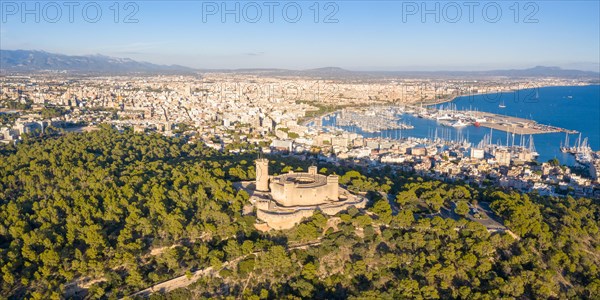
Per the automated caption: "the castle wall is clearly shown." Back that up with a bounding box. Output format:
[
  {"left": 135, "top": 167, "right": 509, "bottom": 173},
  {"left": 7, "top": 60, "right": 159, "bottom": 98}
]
[
  {"left": 257, "top": 209, "right": 314, "bottom": 230},
  {"left": 256, "top": 195, "right": 368, "bottom": 230},
  {"left": 319, "top": 196, "right": 367, "bottom": 215},
  {"left": 255, "top": 199, "right": 270, "bottom": 211},
  {"left": 270, "top": 181, "right": 334, "bottom": 206}
]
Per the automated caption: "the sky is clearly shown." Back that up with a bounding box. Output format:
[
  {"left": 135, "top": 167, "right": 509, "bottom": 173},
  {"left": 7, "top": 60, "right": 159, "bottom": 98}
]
[{"left": 1, "top": 0, "right": 599, "bottom": 71}]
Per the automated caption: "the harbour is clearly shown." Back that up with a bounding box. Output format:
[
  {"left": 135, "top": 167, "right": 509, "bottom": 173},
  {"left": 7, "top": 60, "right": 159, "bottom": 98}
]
[
  {"left": 410, "top": 104, "right": 578, "bottom": 135},
  {"left": 311, "top": 85, "right": 599, "bottom": 166}
]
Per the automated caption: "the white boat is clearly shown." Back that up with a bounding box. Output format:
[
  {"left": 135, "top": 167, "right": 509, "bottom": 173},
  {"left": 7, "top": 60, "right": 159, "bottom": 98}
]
[
  {"left": 576, "top": 152, "right": 592, "bottom": 164},
  {"left": 499, "top": 100, "right": 506, "bottom": 108},
  {"left": 450, "top": 120, "right": 469, "bottom": 128},
  {"left": 436, "top": 114, "right": 453, "bottom": 121},
  {"left": 439, "top": 121, "right": 452, "bottom": 127}
]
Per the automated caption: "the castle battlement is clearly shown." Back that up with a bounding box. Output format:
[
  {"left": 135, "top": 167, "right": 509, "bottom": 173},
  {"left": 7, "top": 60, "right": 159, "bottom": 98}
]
[{"left": 249, "top": 159, "right": 367, "bottom": 230}]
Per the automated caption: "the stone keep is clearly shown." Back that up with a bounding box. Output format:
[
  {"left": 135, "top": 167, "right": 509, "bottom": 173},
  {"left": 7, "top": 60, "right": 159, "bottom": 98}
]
[{"left": 255, "top": 158, "right": 270, "bottom": 192}]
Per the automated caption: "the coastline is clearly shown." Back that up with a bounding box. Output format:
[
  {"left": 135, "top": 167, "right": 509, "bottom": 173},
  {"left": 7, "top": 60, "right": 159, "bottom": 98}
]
[
  {"left": 300, "top": 84, "right": 596, "bottom": 127},
  {"left": 421, "top": 83, "right": 598, "bottom": 107}
]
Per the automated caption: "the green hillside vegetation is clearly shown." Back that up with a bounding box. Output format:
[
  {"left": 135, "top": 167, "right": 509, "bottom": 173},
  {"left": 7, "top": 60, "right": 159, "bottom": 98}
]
[{"left": 0, "top": 128, "right": 598, "bottom": 299}]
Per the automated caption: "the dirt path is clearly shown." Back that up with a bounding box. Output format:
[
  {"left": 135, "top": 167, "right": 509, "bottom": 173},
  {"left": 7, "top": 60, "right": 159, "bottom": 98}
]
[
  {"left": 128, "top": 266, "right": 215, "bottom": 298},
  {"left": 124, "top": 241, "right": 323, "bottom": 299},
  {"left": 504, "top": 229, "right": 521, "bottom": 240},
  {"left": 149, "top": 244, "right": 181, "bottom": 256},
  {"left": 64, "top": 277, "right": 107, "bottom": 299}
]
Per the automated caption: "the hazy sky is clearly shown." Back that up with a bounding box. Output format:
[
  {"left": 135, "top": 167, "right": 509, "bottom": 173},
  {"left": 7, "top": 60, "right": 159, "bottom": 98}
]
[{"left": 1, "top": 1, "right": 599, "bottom": 71}]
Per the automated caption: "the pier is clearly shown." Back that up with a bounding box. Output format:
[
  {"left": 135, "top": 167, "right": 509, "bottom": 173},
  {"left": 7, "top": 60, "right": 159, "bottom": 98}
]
[
  {"left": 409, "top": 105, "right": 578, "bottom": 135},
  {"left": 474, "top": 112, "right": 577, "bottom": 135}
]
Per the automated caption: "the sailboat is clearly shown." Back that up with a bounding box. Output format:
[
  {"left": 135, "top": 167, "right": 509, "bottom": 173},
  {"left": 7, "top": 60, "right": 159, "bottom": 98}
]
[
  {"left": 528, "top": 135, "right": 539, "bottom": 157},
  {"left": 499, "top": 100, "right": 506, "bottom": 108},
  {"left": 560, "top": 133, "right": 569, "bottom": 153}
]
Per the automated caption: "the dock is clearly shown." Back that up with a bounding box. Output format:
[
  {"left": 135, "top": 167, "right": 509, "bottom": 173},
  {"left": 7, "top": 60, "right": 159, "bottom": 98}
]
[
  {"left": 475, "top": 111, "right": 577, "bottom": 135},
  {"left": 408, "top": 104, "right": 578, "bottom": 135}
]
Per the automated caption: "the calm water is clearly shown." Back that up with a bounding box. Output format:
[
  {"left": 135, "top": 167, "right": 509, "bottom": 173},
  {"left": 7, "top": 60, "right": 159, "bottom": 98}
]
[{"left": 320, "top": 85, "right": 600, "bottom": 166}]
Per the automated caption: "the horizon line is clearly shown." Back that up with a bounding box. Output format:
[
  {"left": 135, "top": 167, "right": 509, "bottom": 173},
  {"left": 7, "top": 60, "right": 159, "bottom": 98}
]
[{"left": 1, "top": 49, "right": 599, "bottom": 74}]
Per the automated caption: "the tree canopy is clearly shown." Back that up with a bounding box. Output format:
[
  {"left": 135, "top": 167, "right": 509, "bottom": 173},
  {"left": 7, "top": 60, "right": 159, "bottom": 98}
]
[{"left": 0, "top": 128, "right": 598, "bottom": 299}]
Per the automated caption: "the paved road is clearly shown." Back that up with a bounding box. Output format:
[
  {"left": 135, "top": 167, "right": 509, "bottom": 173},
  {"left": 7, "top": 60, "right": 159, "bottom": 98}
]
[
  {"left": 437, "top": 201, "right": 507, "bottom": 232},
  {"left": 472, "top": 202, "right": 507, "bottom": 231},
  {"left": 385, "top": 193, "right": 400, "bottom": 215}
]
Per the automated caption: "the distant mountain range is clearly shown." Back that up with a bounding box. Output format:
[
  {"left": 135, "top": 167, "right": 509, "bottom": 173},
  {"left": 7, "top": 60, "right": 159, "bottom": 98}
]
[
  {"left": 0, "top": 50, "right": 195, "bottom": 74},
  {"left": 1, "top": 50, "right": 598, "bottom": 79}
]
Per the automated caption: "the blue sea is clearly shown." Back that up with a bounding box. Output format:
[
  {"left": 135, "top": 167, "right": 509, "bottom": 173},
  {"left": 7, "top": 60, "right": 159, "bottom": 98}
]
[{"left": 319, "top": 85, "right": 600, "bottom": 166}]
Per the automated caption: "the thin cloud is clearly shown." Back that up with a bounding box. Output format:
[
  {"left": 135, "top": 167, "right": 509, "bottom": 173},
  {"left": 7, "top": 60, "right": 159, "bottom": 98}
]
[{"left": 244, "top": 52, "right": 265, "bottom": 56}]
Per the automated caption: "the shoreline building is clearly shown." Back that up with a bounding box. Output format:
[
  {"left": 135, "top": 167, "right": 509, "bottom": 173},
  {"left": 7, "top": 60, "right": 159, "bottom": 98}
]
[{"left": 241, "top": 159, "right": 367, "bottom": 230}]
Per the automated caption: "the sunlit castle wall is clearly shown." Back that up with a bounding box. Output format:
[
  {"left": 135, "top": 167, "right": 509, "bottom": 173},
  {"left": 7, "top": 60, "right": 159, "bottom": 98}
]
[{"left": 269, "top": 172, "right": 339, "bottom": 207}]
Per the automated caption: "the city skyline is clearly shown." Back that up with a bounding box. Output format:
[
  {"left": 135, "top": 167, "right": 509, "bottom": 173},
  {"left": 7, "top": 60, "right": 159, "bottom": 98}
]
[{"left": 1, "top": 1, "right": 599, "bottom": 71}]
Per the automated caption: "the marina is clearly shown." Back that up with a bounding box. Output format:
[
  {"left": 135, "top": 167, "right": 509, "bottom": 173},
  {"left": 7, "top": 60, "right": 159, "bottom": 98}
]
[
  {"left": 311, "top": 85, "right": 599, "bottom": 166},
  {"left": 334, "top": 107, "right": 414, "bottom": 133},
  {"left": 560, "top": 133, "right": 595, "bottom": 165}
]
